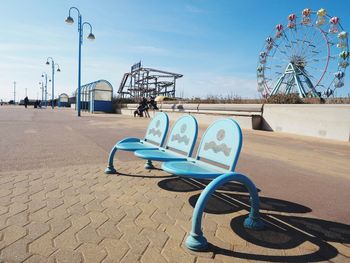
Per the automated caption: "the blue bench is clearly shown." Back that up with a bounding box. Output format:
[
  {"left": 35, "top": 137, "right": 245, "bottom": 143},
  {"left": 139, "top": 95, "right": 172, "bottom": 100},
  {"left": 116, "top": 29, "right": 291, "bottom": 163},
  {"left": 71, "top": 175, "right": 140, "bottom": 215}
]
[
  {"left": 134, "top": 115, "right": 198, "bottom": 165},
  {"left": 105, "top": 112, "right": 169, "bottom": 174},
  {"left": 161, "top": 118, "right": 265, "bottom": 250}
]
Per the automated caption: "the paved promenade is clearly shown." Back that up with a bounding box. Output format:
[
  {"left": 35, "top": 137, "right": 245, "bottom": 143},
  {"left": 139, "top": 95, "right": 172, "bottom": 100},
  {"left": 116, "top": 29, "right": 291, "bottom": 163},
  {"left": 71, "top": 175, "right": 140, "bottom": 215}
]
[{"left": 0, "top": 106, "right": 349, "bottom": 262}]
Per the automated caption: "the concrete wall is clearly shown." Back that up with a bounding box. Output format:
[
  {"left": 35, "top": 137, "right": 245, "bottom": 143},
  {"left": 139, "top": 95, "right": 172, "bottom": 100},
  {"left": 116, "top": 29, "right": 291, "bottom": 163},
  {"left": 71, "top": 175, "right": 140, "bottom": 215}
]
[
  {"left": 120, "top": 103, "right": 350, "bottom": 142},
  {"left": 262, "top": 104, "right": 350, "bottom": 142},
  {"left": 122, "top": 103, "right": 262, "bottom": 130}
]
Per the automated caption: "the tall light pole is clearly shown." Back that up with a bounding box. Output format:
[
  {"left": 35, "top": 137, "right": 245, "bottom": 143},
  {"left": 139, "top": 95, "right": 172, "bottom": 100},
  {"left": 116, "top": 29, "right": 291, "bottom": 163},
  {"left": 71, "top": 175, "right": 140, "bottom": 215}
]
[
  {"left": 65, "top": 7, "right": 95, "bottom": 117},
  {"left": 46, "top": 57, "right": 61, "bottom": 109},
  {"left": 39, "top": 81, "right": 44, "bottom": 103},
  {"left": 41, "top": 72, "right": 48, "bottom": 107},
  {"left": 13, "top": 81, "right": 16, "bottom": 104}
]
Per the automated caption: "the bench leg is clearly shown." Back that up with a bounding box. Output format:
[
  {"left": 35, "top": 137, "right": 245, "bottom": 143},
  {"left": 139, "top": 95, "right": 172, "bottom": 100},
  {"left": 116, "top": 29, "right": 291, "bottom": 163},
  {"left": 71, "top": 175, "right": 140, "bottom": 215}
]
[
  {"left": 144, "top": 160, "right": 155, "bottom": 169},
  {"left": 105, "top": 146, "right": 118, "bottom": 174},
  {"left": 185, "top": 172, "right": 264, "bottom": 251}
]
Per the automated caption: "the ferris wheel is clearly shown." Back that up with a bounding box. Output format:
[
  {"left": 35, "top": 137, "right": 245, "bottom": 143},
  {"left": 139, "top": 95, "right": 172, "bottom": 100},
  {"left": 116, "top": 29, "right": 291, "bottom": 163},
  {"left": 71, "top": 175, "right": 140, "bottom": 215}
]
[{"left": 257, "top": 8, "right": 349, "bottom": 98}]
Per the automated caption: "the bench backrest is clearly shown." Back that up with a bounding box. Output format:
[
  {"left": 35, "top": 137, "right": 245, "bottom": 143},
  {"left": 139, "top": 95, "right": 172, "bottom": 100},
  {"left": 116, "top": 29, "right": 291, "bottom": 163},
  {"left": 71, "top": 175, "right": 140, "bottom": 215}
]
[
  {"left": 144, "top": 112, "right": 169, "bottom": 146},
  {"left": 166, "top": 115, "right": 198, "bottom": 157},
  {"left": 196, "top": 118, "right": 242, "bottom": 171}
]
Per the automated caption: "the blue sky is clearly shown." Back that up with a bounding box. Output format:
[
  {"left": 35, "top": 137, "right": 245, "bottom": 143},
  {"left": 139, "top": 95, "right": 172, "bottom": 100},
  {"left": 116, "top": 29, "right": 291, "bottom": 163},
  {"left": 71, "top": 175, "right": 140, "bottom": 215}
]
[{"left": 1, "top": 0, "right": 349, "bottom": 101}]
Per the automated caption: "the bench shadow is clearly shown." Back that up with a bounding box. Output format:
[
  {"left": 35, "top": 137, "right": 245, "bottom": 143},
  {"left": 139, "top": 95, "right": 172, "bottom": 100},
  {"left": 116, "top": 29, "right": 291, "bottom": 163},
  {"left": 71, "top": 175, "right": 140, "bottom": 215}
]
[
  {"left": 117, "top": 171, "right": 173, "bottom": 179},
  {"left": 158, "top": 177, "right": 204, "bottom": 192},
  {"left": 217, "top": 214, "right": 345, "bottom": 262},
  {"left": 188, "top": 192, "right": 311, "bottom": 214},
  {"left": 158, "top": 177, "right": 260, "bottom": 193},
  {"left": 273, "top": 214, "right": 350, "bottom": 244}
]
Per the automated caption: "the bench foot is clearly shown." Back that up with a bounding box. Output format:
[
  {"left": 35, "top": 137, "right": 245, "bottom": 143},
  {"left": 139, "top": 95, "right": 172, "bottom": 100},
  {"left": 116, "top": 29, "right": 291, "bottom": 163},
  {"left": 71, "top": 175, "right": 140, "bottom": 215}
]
[
  {"left": 104, "top": 166, "right": 117, "bottom": 174},
  {"left": 185, "top": 233, "right": 208, "bottom": 251},
  {"left": 244, "top": 216, "right": 265, "bottom": 230},
  {"left": 144, "top": 160, "right": 155, "bottom": 169}
]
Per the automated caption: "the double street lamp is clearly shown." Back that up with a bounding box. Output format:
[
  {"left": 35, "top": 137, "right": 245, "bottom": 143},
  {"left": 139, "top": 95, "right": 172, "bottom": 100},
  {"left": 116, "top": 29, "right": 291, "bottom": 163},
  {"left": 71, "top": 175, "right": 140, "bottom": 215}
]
[
  {"left": 65, "top": 7, "right": 95, "bottom": 117},
  {"left": 45, "top": 57, "right": 60, "bottom": 109},
  {"left": 41, "top": 72, "right": 49, "bottom": 107}
]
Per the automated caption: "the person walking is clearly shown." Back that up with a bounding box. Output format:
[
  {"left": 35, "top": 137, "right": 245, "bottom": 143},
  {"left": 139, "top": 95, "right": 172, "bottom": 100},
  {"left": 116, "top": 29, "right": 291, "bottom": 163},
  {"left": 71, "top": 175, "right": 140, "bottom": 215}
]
[{"left": 24, "top": 96, "right": 29, "bottom": 108}]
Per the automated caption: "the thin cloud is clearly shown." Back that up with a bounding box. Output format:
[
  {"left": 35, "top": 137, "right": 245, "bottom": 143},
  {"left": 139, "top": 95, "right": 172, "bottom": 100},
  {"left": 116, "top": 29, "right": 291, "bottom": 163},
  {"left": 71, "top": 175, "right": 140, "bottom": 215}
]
[
  {"left": 185, "top": 4, "right": 206, "bottom": 14},
  {"left": 127, "top": 45, "right": 168, "bottom": 55}
]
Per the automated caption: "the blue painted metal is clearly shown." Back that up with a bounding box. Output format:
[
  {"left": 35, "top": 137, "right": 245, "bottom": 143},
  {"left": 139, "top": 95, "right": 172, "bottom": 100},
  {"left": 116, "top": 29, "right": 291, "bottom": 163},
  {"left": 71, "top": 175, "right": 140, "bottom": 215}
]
[
  {"left": 41, "top": 72, "right": 48, "bottom": 107},
  {"left": 46, "top": 57, "right": 57, "bottom": 109},
  {"left": 197, "top": 118, "right": 242, "bottom": 171},
  {"left": 92, "top": 100, "right": 112, "bottom": 112},
  {"left": 161, "top": 118, "right": 242, "bottom": 179},
  {"left": 66, "top": 6, "right": 94, "bottom": 117},
  {"left": 161, "top": 161, "right": 224, "bottom": 179},
  {"left": 134, "top": 115, "right": 198, "bottom": 163},
  {"left": 159, "top": 118, "right": 264, "bottom": 250},
  {"left": 105, "top": 112, "right": 169, "bottom": 174},
  {"left": 185, "top": 172, "right": 264, "bottom": 251}
]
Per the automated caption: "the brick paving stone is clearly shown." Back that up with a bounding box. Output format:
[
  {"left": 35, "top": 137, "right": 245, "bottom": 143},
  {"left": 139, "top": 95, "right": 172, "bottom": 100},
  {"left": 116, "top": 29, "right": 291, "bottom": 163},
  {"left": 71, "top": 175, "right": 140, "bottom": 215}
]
[
  {"left": 48, "top": 217, "right": 71, "bottom": 236},
  {"left": 0, "top": 225, "right": 27, "bottom": 247},
  {"left": 77, "top": 243, "right": 107, "bottom": 263},
  {"left": 26, "top": 221, "right": 50, "bottom": 241},
  {"left": 87, "top": 211, "right": 109, "bottom": 229},
  {"left": 97, "top": 220, "right": 123, "bottom": 239},
  {"left": 76, "top": 225, "right": 103, "bottom": 244},
  {"left": 54, "top": 229, "right": 82, "bottom": 250},
  {"left": 69, "top": 214, "right": 91, "bottom": 231},
  {"left": 196, "top": 257, "right": 223, "bottom": 263},
  {"left": 29, "top": 207, "right": 51, "bottom": 223},
  {"left": 0, "top": 206, "right": 7, "bottom": 216},
  {"left": 46, "top": 198, "right": 64, "bottom": 209},
  {"left": 29, "top": 233, "right": 57, "bottom": 257},
  {"left": 164, "top": 224, "right": 187, "bottom": 242},
  {"left": 100, "top": 238, "right": 130, "bottom": 262},
  {"left": 24, "top": 254, "right": 49, "bottom": 263},
  {"left": 85, "top": 199, "right": 105, "bottom": 212},
  {"left": 50, "top": 249, "right": 82, "bottom": 263},
  {"left": 141, "top": 247, "right": 169, "bottom": 263},
  {"left": 329, "top": 242, "right": 350, "bottom": 258},
  {"left": 140, "top": 228, "right": 169, "bottom": 248},
  {"left": 8, "top": 202, "right": 28, "bottom": 216},
  {"left": 151, "top": 210, "right": 176, "bottom": 225},
  {"left": 0, "top": 237, "right": 31, "bottom": 262},
  {"left": 162, "top": 239, "right": 196, "bottom": 263},
  {"left": 6, "top": 211, "right": 30, "bottom": 227},
  {"left": 68, "top": 203, "right": 88, "bottom": 216},
  {"left": 117, "top": 218, "right": 143, "bottom": 234}
]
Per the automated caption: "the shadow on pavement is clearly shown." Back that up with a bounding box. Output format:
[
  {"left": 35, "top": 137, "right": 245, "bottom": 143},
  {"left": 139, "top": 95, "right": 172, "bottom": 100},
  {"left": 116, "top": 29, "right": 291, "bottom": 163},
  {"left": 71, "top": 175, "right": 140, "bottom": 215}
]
[
  {"left": 157, "top": 176, "right": 345, "bottom": 261},
  {"left": 158, "top": 177, "right": 204, "bottom": 192},
  {"left": 158, "top": 177, "right": 260, "bottom": 193},
  {"left": 225, "top": 214, "right": 341, "bottom": 262},
  {"left": 116, "top": 171, "right": 173, "bottom": 179}
]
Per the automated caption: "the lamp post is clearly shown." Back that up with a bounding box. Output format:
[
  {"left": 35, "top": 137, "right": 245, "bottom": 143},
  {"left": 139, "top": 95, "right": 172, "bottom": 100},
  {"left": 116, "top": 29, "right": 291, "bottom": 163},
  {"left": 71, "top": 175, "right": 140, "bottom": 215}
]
[
  {"left": 41, "top": 72, "right": 48, "bottom": 107},
  {"left": 65, "top": 7, "right": 95, "bottom": 117},
  {"left": 13, "top": 81, "right": 16, "bottom": 104},
  {"left": 45, "top": 57, "right": 61, "bottom": 109},
  {"left": 39, "top": 81, "right": 44, "bottom": 103}
]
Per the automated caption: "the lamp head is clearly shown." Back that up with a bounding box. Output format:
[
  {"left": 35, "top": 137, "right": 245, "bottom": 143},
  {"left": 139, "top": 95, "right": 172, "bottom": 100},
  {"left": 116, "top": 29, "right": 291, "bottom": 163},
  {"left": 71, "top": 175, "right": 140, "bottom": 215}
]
[
  {"left": 49, "top": 79, "right": 51, "bottom": 82},
  {"left": 87, "top": 33, "right": 95, "bottom": 41},
  {"left": 46, "top": 61, "right": 50, "bottom": 65},
  {"left": 65, "top": 16, "right": 74, "bottom": 24},
  {"left": 41, "top": 74, "right": 44, "bottom": 77},
  {"left": 57, "top": 68, "right": 61, "bottom": 72}
]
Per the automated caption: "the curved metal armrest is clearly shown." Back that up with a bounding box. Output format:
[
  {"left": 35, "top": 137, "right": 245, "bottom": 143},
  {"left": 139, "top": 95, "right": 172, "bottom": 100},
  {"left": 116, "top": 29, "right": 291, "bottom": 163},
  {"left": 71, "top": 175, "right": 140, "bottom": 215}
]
[{"left": 117, "top": 137, "right": 142, "bottom": 144}]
